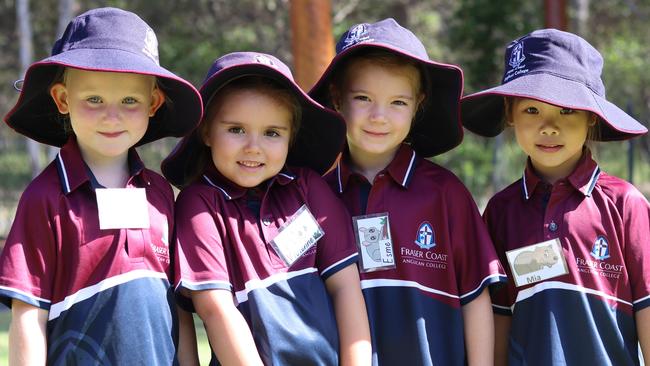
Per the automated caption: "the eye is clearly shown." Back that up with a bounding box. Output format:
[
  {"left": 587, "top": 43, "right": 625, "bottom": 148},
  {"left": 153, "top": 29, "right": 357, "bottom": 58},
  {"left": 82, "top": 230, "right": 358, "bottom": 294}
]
[
  {"left": 353, "top": 95, "right": 370, "bottom": 102},
  {"left": 122, "top": 97, "right": 138, "bottom": 105},
  {"left": 227, "top": 127, "right": 245, "bottom": 134},
  {"left": 86, "top": 96, "right": 102, "bottom": 104},
  {"left": 560, "top": 108, "right": 575, "bottom": 115},
  {"left": 392, "top": 100, "right": 408, "bottom": 106},
  {"left": 524, "top": 107, "right": 538, "bottom": 114},
  {"left": 264, "top": 129, "right": 285, "bottom": 137}
]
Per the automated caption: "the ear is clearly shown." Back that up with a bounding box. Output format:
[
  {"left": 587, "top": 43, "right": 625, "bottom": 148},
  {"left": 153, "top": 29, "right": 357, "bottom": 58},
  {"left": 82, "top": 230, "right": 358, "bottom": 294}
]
[
  {"left": 199, "top": 120, "right": 212, "bottom": 147},
  {"left": 50, "top": 83, "right": 70, "bottom": 114},
  {"left": 148, "top": 86, "right": 165, "bottom": 117},
  {"left": 588, "top": 113, "right": 598, "bottom": 127},
  {"left": 328, "top": 84, "right": 341, "bottom": 111}
]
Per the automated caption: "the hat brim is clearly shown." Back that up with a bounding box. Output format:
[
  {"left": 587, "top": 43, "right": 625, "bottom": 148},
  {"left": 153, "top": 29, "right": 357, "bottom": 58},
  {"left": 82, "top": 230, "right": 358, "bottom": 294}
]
[
  {"left": 309, "top": 43, "right": 464, "bottom": 157},
  {"left": 461, "top": 73, "right": 647, "bottom": 141},
  {"left": 162, "top": 63, "right": 346, "bottom": 188},
  {"left": 4, "top": 48, "right": 202, "bottom": 147}
]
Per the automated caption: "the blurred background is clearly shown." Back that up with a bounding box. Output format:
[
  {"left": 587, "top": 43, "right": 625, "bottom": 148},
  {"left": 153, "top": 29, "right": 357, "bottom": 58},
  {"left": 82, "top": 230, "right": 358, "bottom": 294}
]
[{"left": 0, "top": 0, "right": 648, "bottom": 363}]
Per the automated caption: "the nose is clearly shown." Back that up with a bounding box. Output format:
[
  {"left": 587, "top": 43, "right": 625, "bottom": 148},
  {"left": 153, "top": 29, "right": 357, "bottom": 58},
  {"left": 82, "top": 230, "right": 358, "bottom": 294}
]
[
  {"left": 103, "top": 104, "right": 121, "bottom": 122},
  {"left": 243, "top": 133, "right": 261, "bottom": 153},
  {"left": 369, "top": 104, "right": 387, "bottom": 124},
  {"left": 539, "top": 117, "right": 559, "bottom": 136}
]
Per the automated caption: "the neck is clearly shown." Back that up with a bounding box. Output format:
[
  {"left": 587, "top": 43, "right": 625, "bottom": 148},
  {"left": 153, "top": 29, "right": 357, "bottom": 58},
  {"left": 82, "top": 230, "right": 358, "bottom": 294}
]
[
  {"left": 83, "top": 153, "right": 131, "bottom": 188},
  {"left": 348, "top": 145, "right": 399, "bottom": 183}
]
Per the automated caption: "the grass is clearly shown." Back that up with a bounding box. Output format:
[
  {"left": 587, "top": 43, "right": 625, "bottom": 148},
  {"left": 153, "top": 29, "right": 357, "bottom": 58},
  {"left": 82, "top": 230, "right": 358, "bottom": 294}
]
[{"left": 0, "top": 310, "right": 211, "bottom": 365}]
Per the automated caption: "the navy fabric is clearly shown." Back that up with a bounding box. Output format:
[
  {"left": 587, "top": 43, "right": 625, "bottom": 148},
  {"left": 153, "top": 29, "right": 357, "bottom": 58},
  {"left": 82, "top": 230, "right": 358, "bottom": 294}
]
[
  {"left": 508, "top": 289, "right": 639, "bottom": 366},
  {"left": 309, "top": 18, "right": 464, "bottom": 157},
  {"left": 462, "top": 28, "right": 647, "bottom": 141},
  {"left": 47, "top": 278, "right": 178, "bottom": 366},
  {"left": 162, "top": 52, "right": 346, "bottom": 186},
  {"left": 4, "top": 7, "right": 202, "bottom": 147}
]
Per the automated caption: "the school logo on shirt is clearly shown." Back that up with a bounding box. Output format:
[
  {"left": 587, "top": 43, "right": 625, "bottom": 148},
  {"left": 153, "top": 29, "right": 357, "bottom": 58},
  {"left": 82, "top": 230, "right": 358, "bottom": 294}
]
[
  {"left": 590, "top": 235, "right": 610, "bottom": 260},
  {"left": 342, "top": 23, "right": 371, "bottom": 49},
  {"left": 414, "top": 221, "right": 435, "bottom": 249}
]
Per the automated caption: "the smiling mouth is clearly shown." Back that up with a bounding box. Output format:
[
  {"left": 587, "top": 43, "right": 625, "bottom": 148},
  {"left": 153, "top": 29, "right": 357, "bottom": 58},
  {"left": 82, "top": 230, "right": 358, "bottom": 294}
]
[
  {"left": 536, "top": 144, "right": 563, "bottom": 151},
  {"left": 238, "top": 161, "right": 264, "bottom": 168},
  {"left": 99, "top": 131, "right": 124, "bottom": 138},
  {"left": 364, "top": 130, "right": 388, "bottom": 137}
]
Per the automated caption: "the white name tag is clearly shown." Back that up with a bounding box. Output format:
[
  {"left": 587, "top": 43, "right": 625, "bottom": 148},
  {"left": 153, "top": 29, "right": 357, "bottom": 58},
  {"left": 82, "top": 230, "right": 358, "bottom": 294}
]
[
  {"left": 96, "top": 188, "right": 150, "bottom": 229},
  {"left": 352, "top": 213, "right": 396, "bottom": 272},
  {"left": 270, "top": 205, "right": 324, "bottom": 267},
  {"left": 505, "top": 238, "right": 569, "bottom": 287}
]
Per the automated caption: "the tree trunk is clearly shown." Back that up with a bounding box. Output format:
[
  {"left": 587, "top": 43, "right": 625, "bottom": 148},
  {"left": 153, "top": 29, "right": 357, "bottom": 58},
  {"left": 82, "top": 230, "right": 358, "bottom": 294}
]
[
  {"left": 290, "top": 0, "right": 334, "bottom": 91},
  {"left": 16, "top": 0, "right": 41, "bottom": 177}
]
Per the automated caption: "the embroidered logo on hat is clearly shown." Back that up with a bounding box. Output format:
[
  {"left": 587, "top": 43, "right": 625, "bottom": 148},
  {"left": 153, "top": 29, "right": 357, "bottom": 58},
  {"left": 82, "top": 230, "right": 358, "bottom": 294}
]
[
  {"left": 508, "top": 41, "right": 526, "bottom": 69},
  {"left": 342, "top": 23, "right": 371, "bottom": 50},
  {"left": 142, "top": 28, "right": 159, "bottom": 64},
  {"left": 254, "top": 54, "right": 276, "bottom": 68}
]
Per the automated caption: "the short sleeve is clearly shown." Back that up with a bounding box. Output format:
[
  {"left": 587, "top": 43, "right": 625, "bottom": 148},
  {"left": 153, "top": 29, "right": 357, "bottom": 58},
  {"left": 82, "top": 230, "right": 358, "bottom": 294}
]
[
  {"left": 303, "top": 170, "right": 358, "bottom": 280},
  {"left": 483, "top": 197, "right": 515, "bottom": 315},
  {"left": 174, "top": 187, "right": 232, "bottom": 293},
  {"left": 0, "top": 187, "right": 58, "bottom": 309},
  {"left": 448, "top": 181, "right": 507, "bottom": 306},
  {"left": 622, "top": 188, "right": 650, "bottom": 311}
]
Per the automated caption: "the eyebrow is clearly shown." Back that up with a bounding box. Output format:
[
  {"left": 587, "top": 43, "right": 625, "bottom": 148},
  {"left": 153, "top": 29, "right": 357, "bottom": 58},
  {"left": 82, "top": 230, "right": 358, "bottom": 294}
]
[
  {"left": 348, "top": 89, "right": 415, "bottom": 100},
  {"left": 219, "top": 120, "right": 290, "bottom": 130}
]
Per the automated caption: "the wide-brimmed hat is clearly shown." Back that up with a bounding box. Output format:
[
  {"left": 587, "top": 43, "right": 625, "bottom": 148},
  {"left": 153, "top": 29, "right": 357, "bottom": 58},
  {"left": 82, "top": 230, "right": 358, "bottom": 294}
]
[
  {"left": 461, "top": 28, "right": 647, "bottom": 140},
  {"left": 309, "top": 18, "right": 464, "bottom": 157},
  {"left": 161, "top": 52, "right": 346, "bottom": 187},
  {"left": 4, "top": 7, "right": 202, "bottom": 147}
]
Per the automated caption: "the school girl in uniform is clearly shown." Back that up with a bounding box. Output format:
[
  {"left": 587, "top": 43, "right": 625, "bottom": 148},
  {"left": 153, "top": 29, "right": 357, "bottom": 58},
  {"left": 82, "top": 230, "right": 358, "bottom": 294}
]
[
  {"left": 309, "top": 18, "right": 506, "bottom": 366},
  {"left": 162, "top": 52, "right": 371, "bottom": 366},
  {"left": 0, "top": 7, "right": 203, "bottom": 365},
  {"left": 461, "top": 28, "right": 650, "bottom": 366}
]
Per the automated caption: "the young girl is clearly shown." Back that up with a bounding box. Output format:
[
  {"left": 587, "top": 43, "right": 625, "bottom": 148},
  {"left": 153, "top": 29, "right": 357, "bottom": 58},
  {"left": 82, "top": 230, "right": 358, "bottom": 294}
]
[
  {"left": 309, "top": 19, "right": 506, "bottom": 365},
  {"left": 0, "top": 7, "right": 202, "bottom": 365},
  {"left": 162, "top": 51, "right": 371, "bottom": 365},
  {"left": 461, "top": 28, "right": 649, "bottom": 365}
]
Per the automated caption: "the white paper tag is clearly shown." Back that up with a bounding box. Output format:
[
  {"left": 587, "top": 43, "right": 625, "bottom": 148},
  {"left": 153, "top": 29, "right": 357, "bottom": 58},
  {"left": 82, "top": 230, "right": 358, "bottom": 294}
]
[
  {"left": 269, "top": 205, "right": 324, "bottom": 267},
  {"left": 505, "top": 238, "right": 569, "bottom": 287},
  {"left": 352, "top": 213, "right": 396, "bottom": 272},
  {"left": 96, "top": 188, "right": 150, "bottom": 229}
]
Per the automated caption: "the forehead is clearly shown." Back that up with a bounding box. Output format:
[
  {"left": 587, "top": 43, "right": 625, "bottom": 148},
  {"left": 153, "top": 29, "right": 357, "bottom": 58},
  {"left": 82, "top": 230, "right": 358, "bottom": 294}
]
[
  {"left": 210, "top": 88, "right": 292, "bottom": 125},
  {"left": 65, "top": 68, "right": 155, "bottom": 90},
  {"left": 343, "top": 58, "right": 420, "bottom": 91}
]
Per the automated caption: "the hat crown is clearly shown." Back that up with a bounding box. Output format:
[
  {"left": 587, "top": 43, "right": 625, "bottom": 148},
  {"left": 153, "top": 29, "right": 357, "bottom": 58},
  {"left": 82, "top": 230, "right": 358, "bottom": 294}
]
[
  {"left": 52, "top": 7, "right": 159, "bottom": 65},
  {"left": 502, "top": 28, "right": 605, "bottom": 97},
  {"left": 202, "top": 52, "right": 293, "bottom": 86},
  {"left": 336, "top": 18, "right": 429, "bottom": 60}
]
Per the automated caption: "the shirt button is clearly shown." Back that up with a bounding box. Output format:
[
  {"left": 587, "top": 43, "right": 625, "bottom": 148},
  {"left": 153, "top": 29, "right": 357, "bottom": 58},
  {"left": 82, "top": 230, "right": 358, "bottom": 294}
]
[
  {"left": 261, "top": 218, "right": 272, "bottom": 226},
  {"left": 549, "top": 221, "right": 558, "bottom": 232}
]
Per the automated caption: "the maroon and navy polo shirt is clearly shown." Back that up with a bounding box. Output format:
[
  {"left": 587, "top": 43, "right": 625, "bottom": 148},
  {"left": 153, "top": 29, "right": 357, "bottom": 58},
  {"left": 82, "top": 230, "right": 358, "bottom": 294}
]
[
  {"left": 486, "top": 150, "right": 650, "bottom": 365},
  {"left": 324, "top": 144, "right": 506, "bottom": 366},
  {"left": 0, "top": 137, "right": 179, "bottom": 365},
  {"left": 174, "top": 165, "right": 359, "bottom": 366}
]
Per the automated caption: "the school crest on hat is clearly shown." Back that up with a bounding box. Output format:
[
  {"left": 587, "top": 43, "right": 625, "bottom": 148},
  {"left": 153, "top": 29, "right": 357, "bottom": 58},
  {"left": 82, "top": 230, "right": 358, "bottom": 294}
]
[
  {"left": 508, "top": 41, "right": 526, "bottom": 69},
  {"left": 342, "top": 23, "right": 372, "bottom": 50}
]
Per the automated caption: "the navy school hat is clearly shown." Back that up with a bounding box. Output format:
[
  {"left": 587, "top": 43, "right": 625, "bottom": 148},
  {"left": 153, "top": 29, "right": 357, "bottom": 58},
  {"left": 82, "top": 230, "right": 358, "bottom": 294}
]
[
  {"left": 461, "top": 28, "right": 647, "bottom": 140},
  {"left": 161, "top": 52, "right": 347, "bottom": 188},
  {"left": 4, "top": 7, "right": 202, "bottom": 147},
  {"left": 309, "top": 18, "right": 464, "bottom": 157}
]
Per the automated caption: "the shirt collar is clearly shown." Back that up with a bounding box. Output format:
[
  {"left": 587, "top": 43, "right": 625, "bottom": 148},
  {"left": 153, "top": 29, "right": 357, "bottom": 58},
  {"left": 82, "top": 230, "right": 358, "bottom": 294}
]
[
  {"left": 201, "top": 162, "right": 296, "bottom": 200},
  {"left": 335, "top": 144, "right": 418, "bottom": 193},
  {"left": 56, "top": 137, "right": 148, "bottom": 194},
  {"left": 521, "top": 149, "right": 600, "bottom": 200}
]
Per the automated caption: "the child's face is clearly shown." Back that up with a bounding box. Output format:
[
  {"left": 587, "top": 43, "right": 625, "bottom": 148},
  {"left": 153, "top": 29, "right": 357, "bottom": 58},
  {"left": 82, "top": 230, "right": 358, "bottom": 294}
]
[
  {"left": 336, "top": 59, "right": 421, "bottom": 165},
  {"left": 509, "top": 98, "right": 594, "bottom": 183},
  {"left": 203, "top": 89, "right": 292, "bottom": 188},
  {"left": 50, "top": 69, "right": 163, "bottom": 164}
]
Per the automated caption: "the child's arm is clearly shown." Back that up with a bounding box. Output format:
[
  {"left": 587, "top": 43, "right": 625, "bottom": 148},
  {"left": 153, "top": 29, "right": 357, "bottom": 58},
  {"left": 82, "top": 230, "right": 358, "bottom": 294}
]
[
  {"left": 9, "top": 299, "right": 48, "bottom": 366},
  {"left": 637, "top": 307, "right": 650, "bottom": 366},
  {"left": 191, "top": 289, "right": 264, "bottom": 366},
  {"left": 176, "top": 305, "right": 200, "bottom": 366},
  {"left": 461, "top": 288, "right": 494, "bottom": 366},
  {"left": 494, "top": 314, "right": 512, "bottom": 366},
  {"left": 325, "top": 264, "right": 371, "bottom": 366}
]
